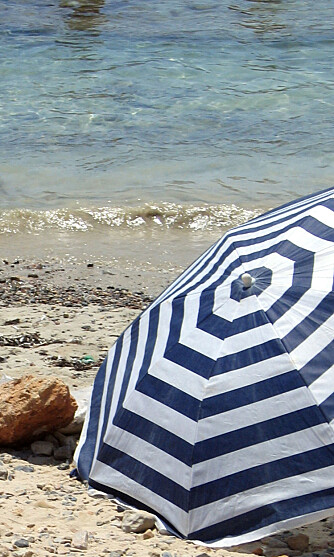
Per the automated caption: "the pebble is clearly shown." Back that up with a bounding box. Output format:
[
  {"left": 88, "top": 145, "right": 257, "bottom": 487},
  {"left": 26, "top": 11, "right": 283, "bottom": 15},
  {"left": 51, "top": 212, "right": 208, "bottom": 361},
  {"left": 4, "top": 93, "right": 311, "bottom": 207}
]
[
  {"left": 71, "top": 530, "right": 89, "bottom": 550},
  {"left": 0, "top": 462, "right": 8, "bottom": 480},
  {"left": 13, "top": 538, "right": 30, "bottom": 548},
  {"left": 30, "top": 440, "right": 54, "bottom": 456},
  {"left": 14, "top": 465, "right": 35, "bottom": 473},
  {"left": 122, "top": 510, "right": 156, "bottom": 533},
  {"left": 287, "top": 534, "right": 309, "bottom": 551}
]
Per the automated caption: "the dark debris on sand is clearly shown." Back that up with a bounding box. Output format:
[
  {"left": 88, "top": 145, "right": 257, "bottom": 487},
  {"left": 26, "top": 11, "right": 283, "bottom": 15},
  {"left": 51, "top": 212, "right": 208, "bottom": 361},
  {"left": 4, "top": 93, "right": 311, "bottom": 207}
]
[{"left": 0, "top": 277, "right": 153, "bottom": 310}]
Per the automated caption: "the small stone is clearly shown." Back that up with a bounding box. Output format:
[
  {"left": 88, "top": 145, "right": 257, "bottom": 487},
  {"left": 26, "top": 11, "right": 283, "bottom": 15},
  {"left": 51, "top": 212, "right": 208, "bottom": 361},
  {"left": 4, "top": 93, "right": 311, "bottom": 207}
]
[
  {"left": 13, "top": 538, "right": 30, "bottom": 548},
  {"left": 287, "top": 534, "right": 309, "bottom": 551},
  {"left": 142, "top": 529, "right": 155, "bottom": 540},
  {"left": 71, "top": 530, "right": 88, "bottom": 550},
  {"left": 108, "top": 552, "right": 124, "bottom": 557},
  {"left": 31, "top": 440, "right": 54, "bottom": 456},
  {"left": 53, "top": 445, "right": 73, "bottom": 461},
  {"left": 0, "top": 462, "right": 8, "bottom": 480},
  {"left": 122, "top": 510, "right": 156, "bottom": 533},
  {"left": 262, "top": 538, "right": 289, "bottom": 549},
  {"left": 14, "top": 465, "right": 35, "bottom": 473},
  {"left": 57, "top": 462, "right": 70, "bottom": 470}
]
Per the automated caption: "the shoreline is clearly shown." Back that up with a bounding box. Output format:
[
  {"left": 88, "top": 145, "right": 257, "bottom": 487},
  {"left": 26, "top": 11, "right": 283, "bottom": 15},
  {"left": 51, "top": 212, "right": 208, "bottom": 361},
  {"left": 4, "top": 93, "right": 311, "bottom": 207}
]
[{"left": 1, "top": 258, "right": 334, "bottom": 556}]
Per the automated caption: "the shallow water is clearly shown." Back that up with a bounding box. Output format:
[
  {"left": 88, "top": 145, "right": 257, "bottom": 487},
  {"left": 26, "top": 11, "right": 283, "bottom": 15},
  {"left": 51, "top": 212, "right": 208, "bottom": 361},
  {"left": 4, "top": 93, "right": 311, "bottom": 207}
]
[{"left": 1, "top": 0, "right": 334, "bottom": 270}]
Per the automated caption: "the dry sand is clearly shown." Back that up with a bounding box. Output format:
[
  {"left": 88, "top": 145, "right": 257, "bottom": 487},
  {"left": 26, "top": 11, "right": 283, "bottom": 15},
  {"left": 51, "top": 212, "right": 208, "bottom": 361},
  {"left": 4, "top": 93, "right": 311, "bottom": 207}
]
[{"left": 0, "top": 257, "right": 333, "bottom": 556}]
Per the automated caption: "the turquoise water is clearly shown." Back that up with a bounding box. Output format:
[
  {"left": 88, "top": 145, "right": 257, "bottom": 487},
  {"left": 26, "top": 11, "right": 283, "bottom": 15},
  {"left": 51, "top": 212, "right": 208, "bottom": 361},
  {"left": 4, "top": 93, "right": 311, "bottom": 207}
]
[{"left": 1, "top": 0, "right": 334, "bottom": 266}]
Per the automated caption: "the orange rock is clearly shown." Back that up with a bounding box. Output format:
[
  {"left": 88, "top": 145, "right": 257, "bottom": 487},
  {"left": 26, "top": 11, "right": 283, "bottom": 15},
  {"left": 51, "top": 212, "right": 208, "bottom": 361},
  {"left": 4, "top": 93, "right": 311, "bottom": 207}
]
[{"left": 0, "top": 375, "right": 77, "bottom": 446}]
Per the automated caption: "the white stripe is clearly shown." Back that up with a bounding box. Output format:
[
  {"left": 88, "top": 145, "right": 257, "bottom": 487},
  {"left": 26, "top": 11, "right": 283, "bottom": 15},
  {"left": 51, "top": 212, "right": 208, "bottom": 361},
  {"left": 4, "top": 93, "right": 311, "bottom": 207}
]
[
  {"left": 219, "top": 322, "right": 279, "bottom": 355},
  {"left": 103, "top": 426, "right": 192, "bottom": 489},
  {"left": 105, "top": 329, "right": 133, "bottom": 431},
  {"left": 122, "top": 390, "right": 198, "bottom": 444},
  {"left": 197, "top": 387, "right": 314, "bottom": 441},
  {"left": 189, "top": 464, "right": 334, "bottom": 533},
  {"left": 87, "top": 342, "right": 120, "bottom": 466},
  {"left": 290, "top": 313, "right": 334, "bottom": 371},
  {"left": 150, "top": 358, "right": 206, "bottom": 399},
  {"left": 203, "top": 507, "right": 334, "bottom": 548},
  {"left": 309, "top": 364, "right": 334, "bottom": 405},
  {"left": 149, "top": 299, "right": 173, "bottom": 367},
  {"left": 192, "top": 423, "right": 334, "bottom": 486},
  {"left": 124, "top": 310, "right": 151, "bottom": 399},
  {"left": 90, "top": 460, "right": 190, "bottom": 536},
  {"left": 274, "top": 289, "right": 333, "bottom": 339},
  {"left": 180, "top": 292, "right": 224, "bottom": 358},
  {"left": 204, "top": 353, "right": 294, "bottom": 397}
]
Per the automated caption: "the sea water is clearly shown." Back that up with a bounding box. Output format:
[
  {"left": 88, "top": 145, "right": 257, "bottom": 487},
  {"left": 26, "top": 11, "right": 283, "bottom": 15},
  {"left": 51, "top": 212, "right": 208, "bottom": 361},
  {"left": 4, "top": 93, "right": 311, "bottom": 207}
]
[{"left": 1, "top": 0, "right": 334, "bottom": 272}]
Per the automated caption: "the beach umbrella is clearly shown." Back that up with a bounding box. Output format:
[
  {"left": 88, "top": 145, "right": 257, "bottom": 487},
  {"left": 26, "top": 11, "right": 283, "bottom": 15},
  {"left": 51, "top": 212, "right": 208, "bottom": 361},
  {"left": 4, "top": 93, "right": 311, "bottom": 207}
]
[{"left": 74, "top": 187, "right": 334, "bottom": 546}]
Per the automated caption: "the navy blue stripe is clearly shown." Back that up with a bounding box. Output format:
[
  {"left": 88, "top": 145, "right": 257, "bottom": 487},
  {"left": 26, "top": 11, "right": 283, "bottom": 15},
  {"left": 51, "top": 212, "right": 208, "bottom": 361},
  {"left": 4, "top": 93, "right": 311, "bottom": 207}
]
[
  {"left": 137, "top": 304, "right": 161, "bottom": 382},
  {"left": 190, "top": 444, "right": 334, "bottom": 509},
  {"left": 165, "top": 341, "right": 215, "bottom": 377},
  {"left": 76, "top": 357, "right": 109, "bottom": 481},
  {"left": 117, "top": 318, "right": 140, "bottom": 410},
  {"left": 135, "top": 374, "right": 199, "bottom": 420},
  {"left": 200, "top": 370, "right": 304, "bottom": 419},
  {"left": 112, "top": 408, "right": 194, "bottom": 465},
  {"left": 300, "top": 340, "right": 334, "bottom": 386},
  {"left": 199, "top": 310, "right": 270, "bottom": 340},
  {"left": 212, "top": 338, "right": 287, "bottom": 375},
  {"left": 320, "top": 394, "right": 334, "bottom": 423},
  {"left": 282, "top": 292, "right": 334, "bottom": 352},
  {"left": 193, "top": 406, "right": 326, "bottom": 463},
  {"left": 189, "top": 486, "right": 334, "bottom": 542},
  {"left": 165, "top": 296, "right": 184, "bottom": 349},
  {"left": 98, "top": 334, "right": 126, "bottom": 456},
  {"left": 97, "top": 443, "right": 189, "bottom": 510}
]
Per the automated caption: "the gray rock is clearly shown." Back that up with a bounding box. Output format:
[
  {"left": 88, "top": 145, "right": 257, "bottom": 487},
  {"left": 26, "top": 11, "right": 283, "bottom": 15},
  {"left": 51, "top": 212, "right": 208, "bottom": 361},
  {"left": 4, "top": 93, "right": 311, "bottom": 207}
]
[
  {"left": 262, "top": 537, "right": 289, "bottom": 548},
  {"left": 53, "top": 445, "right": 73, "bottom": 461},
  {"left": 71, "top": 530, "right": 88, "bottom": 550},
  {"left": 13, "top": 538, "right": 30, "bottom": 548},
  {"left": 122, "top": 510, "right": 156, "bottom": 533},
  {"left": 108, "top": 552, "right": 124, "bottom": 557},
  {"left": 0, "top": 462, "right": 8, "bottom": 480},
  {"left": 31, "top": 440, "right": 54, "bottom": 456},
  {"left": 13, "top": 465, "right": 34, "bottom": 473}
]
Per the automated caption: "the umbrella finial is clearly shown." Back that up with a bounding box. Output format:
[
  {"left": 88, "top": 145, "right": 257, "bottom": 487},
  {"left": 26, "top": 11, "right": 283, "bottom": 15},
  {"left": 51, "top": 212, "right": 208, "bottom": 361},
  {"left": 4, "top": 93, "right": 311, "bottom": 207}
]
[{"left": 241, "top": 273, "right": 254, "bottom": 288}]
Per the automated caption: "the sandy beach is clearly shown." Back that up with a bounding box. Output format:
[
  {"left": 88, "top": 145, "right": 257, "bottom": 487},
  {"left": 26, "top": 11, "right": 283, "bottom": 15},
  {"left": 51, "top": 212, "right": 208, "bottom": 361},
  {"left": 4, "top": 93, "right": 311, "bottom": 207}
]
[{"left": 1, "top": 256, "right": 334, "bottom": 557}]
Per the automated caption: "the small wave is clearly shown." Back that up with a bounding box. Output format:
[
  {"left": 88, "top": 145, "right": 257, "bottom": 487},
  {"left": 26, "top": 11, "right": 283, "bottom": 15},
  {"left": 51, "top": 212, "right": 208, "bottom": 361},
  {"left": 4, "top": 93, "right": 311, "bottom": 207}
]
[{"left": 0, "top": 202, "right": 262, "bottom": 235}]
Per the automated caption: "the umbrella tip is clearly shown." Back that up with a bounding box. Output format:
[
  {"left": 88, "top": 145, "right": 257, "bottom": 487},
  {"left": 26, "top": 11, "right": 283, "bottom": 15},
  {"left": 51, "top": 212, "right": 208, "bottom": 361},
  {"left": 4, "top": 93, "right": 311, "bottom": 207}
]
[{"left": 241, "top": 273, "right": 254, "bottom": 288}]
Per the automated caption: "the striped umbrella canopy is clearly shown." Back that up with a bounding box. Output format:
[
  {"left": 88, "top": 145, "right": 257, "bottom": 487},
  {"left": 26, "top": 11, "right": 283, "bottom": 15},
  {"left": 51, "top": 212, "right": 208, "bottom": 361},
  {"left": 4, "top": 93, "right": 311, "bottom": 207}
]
[{"left": 75, "top": 187, "right": 334, "bottom": 546}]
